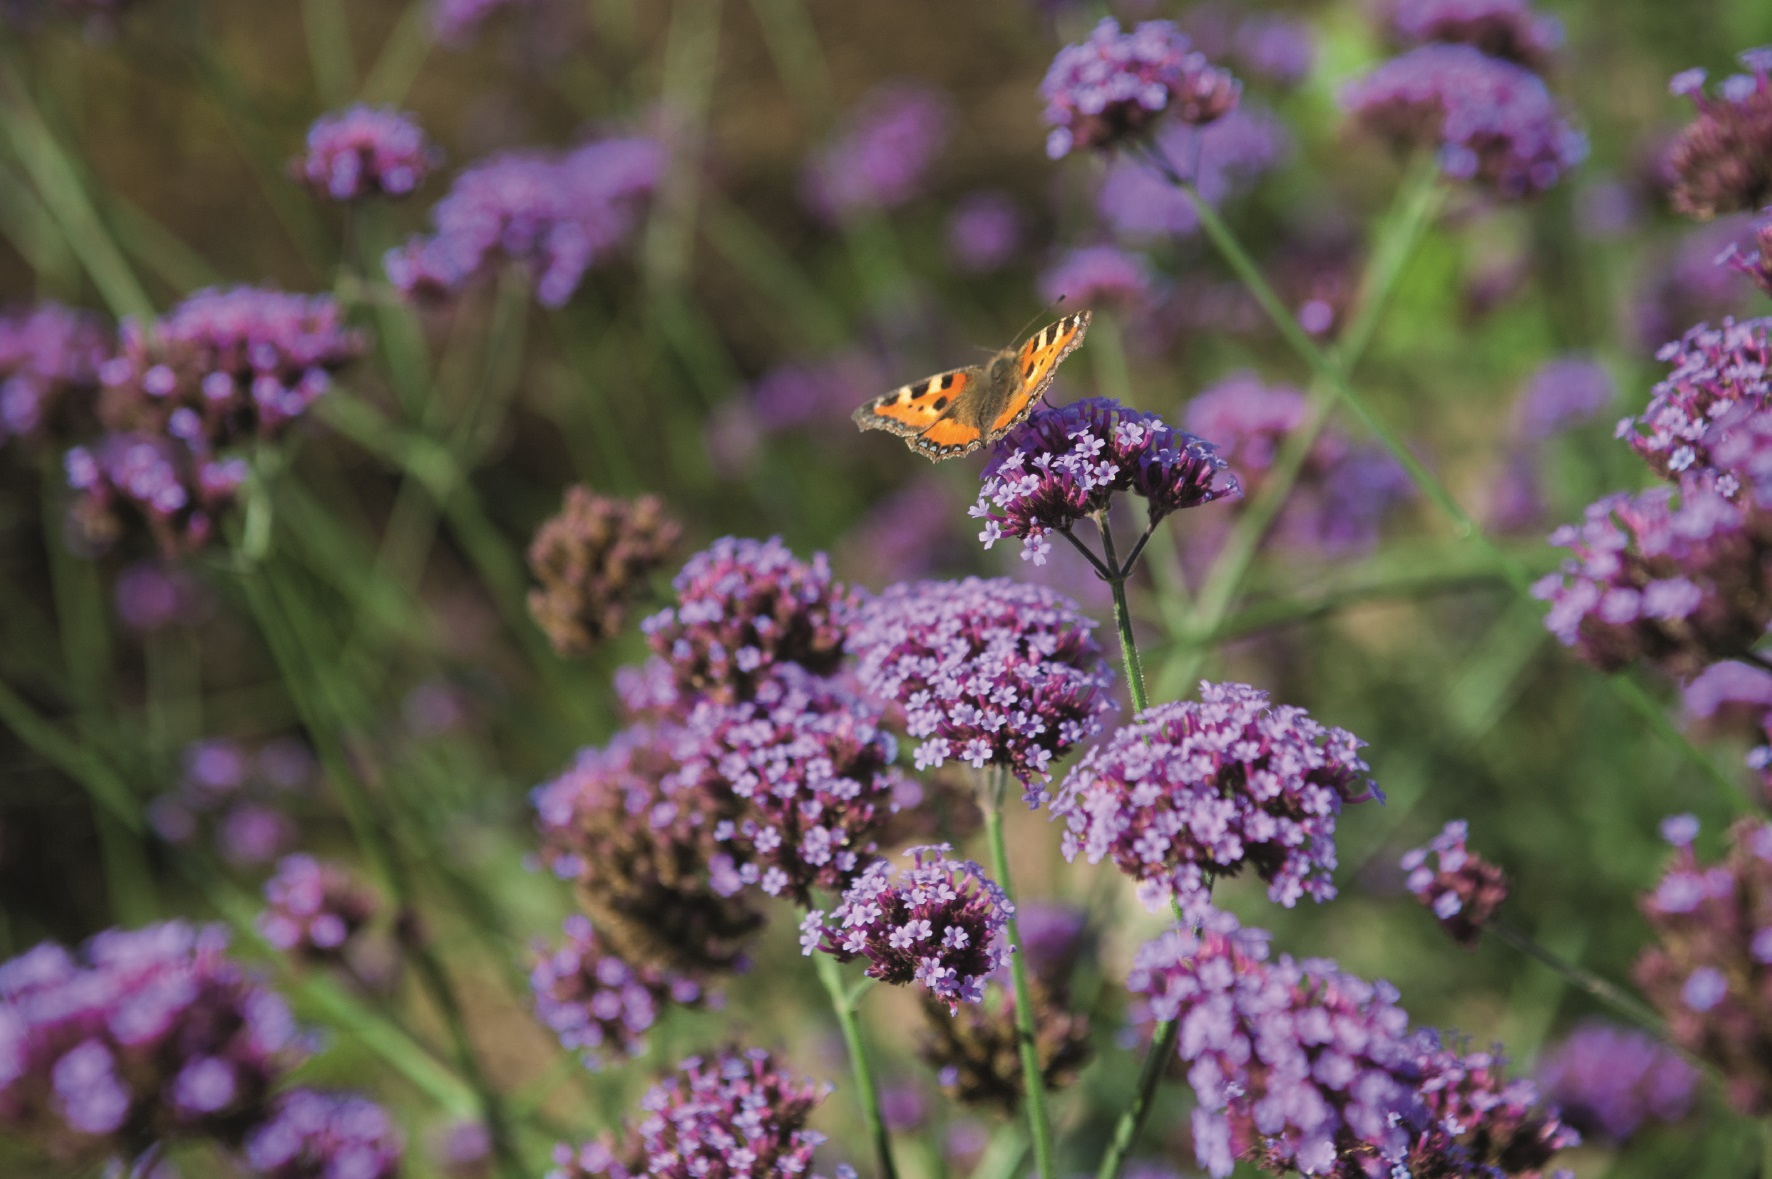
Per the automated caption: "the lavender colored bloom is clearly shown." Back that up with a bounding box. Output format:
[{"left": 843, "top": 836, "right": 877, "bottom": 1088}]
[
  {"left": 1635, "top": 817, "right": 1772, "bottom": 1114},
  {"left": 1536, "top": 1021, "right": 1699, "bottom": 1141},
  {"left": 1683, "top": 660, "right": 1772, "bottom": 739},
  {"left": 1342, "top": 43, "right": 1586, "bottom": 198},
  {"left": 1512, "top": 357, "right": 1614, "bottom": 442},
  {"left": 1097, "top": 108, "right": 1289, "bottom": 241},
  {"left": 671, "top": 667, "right": 900, "bottom": 903},
  {"left": 1384, "top": 0, "right": 1564, "bottom": 72},
  {"left": 258, "top": 855, "right": 379, "bottom": 966},
  {"left": 532, "top": 724, "right": 763, "bottom": 975},
  {"left": 388, "top": 136, "right": 664, "bottom": 307},
  {"left": 431, "top": 0, "right": 535, "bottom": 45},
  {"left": 1400, "top": 820, "right": 1509, "bottom": 947},
  {"left": 296, "top": 105, "right": 439, "bottom": 201},
  {"left": 0, "top": 922, "right": 302, "bottom": 1167},
  {"left": 1725, "top": 213, "right": 1772, "bottom": 298},
  {"left": 0, "top": 302, "right": 108, "bottom": 452},
  {"left": 244, "top": 1088, "right": 402, "bottom": 1179},
  {"left": 115, "top": 561, "right": 213, "bottom": 633},
  {"left": 1665, "top": 49, "right": 1772, "bottom": 219},
  {"left": 1532, "top": 484, "right": 1772, "bottom": 677},
  {"left": 148, "top": 738, "right": 311, "bottom": 865},
  {"left": 529, "top": 915, "right": 706, "bottom": 1068},
  {"left": 801, "top": 82, "right": 953, "bottom": 223},
  {"left": 526, "top": 487, "right": 682, "bottom": 656},
  {"left": 1037, "top": 245, "right": 1155, "bottom": 309},
  {"left": 1623, "top": 316, "right": 1772, "bottom": 489},
  {"left": 801, "top": 845, "right": 1012, "bottom": 1012},
  {"left": 1179, "top": 6, "right": 1316, "bottom": 90},
  {"left": 642, "top": 536, "right": 851, "bottom": 704},
  {"left": 1042, "top": 18, "right": 1241, "bottom": 159},
  {"left": 945, "top": 191, "right": 1027, "bottom": 275},
  {"left": 1054, "top": 682, "right": 1380, "bottom": 913},
  {"left": 1402, "top": 1037, "right": 1581, "bottom": 1178},
  {"left": 847, "top": 576, "right": 1115, "bottom": 787},
  {"left": 972, "top": 398, "right": 1235, "bottom": 565},
  {"left": 65, "top": 432, "right": 246, "bottom": 556},
  {"left": 550, "top": 1047, "right": 847, "bottom": 1179}
]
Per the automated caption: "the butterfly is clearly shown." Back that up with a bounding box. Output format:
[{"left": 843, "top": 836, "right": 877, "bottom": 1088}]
[{"left": 851, "top": 310, "right": 1092, "bottom": 461}]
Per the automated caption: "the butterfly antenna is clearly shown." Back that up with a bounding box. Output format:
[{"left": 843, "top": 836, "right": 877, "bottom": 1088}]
[{"left": 1005, "top": 294, "right": 1069, "bottom": 347}]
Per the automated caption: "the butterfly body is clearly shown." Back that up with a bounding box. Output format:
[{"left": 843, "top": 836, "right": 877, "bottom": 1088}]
[{"left": 852, "top": 310, "right": 1092, "bottom": 461}]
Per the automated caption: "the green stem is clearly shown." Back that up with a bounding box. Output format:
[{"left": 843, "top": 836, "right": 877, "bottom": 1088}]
[
  {"left": 1094, "top": 512, "right": 1147, "bottom": 713},
  {"left": 1094, "top": 1019, "right": 1179, "bottom": 1179},
  {"left": 1485, "top": 918, "right": 1664, "bottom": 1033},
  {"left": 814, "top": 953, "right": 897, "bottom": 1179},
  {"left": 981, "top": 766, "right": 1057, "bottom": 1179}
]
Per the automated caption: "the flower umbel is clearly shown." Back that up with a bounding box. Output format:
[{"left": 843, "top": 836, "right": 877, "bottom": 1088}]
[
  {"left": 1400, "top": 820, "right": 1509, "bottom": 948},
  {"left": 1665, "top": 49, "right": 1772, "bottom": 219},
  {"left": 1536, "top": 1020, "right": 1699, "bottom": 1142},
  {"left": 526, "top": 486, "right": 683, "bottom": 656},
  {"left": 529, "top": 914, "right": 708, "bottom": 1069},
  {"left": 296, "top": 105, "right": 439, "bottom": 201},
  {"left": 1041, "top": 18, "right": 1240, "bottom": 159},
  {"left": 243, "top": 1089, "right": 403, "bottom": 1179}
]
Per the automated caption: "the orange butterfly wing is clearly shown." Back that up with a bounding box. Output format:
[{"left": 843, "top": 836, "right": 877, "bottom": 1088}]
[
  {"left": 986, "top": 310, "right": 1092, "bottom": 437},
  {"left": 852, "top": 367, "right": 977, "bottom": 438}
]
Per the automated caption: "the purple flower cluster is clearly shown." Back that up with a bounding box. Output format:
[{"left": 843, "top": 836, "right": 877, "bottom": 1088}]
[
  {"left": 945, "top": 191, "right": 1027, "bottom": 275},
  {"left": 550, "top": 1047, "right": 847, "bottom": 1179},
  {"left": 643, "top": 536, "right": 851, "bottom": 704},
  {"left": 296, "top": 105, "right": 439, "bottom": 201},
  {"left": 1053, "top": 682, "right": 1380, "bottom": 913},
  {"left": 800, "top": 82, "right": 953, "bottom": 223},
  {"left": 1622, "top": 316, "right": 1772, "bottom": 490},
  {"left": 1634, "top": 817, "right": 1772, "bottom": 1114},
  {"left": 1128, "top": 912, "right": 1577, "bottom": 1178},
  {"left": 529, "top": 914, "right": 707, "bottom": 1069},
  {"left": 147, "top": 737, "right": 315, "bottom": 866},
  {"left": 258, "top": 854, "right": 379, "bottom": 966},
  {"left": 244, "top": 1089, "right": 403, "bottom": 1179},
  {"left": 0, "top": 922, "right": 303, "bottom": 1167},
  {"left": 1042, "top": 18, "right": 1241, "bottom": 159},
  {"left": 1513, "top": 356, "right": 1615, "bottom": 442},
  {"left": 387, "top": 136, "right": 664, "bottom": 307},
  {"left": 1632, "top": 216, "right": 1762, "bottom": 353},
  {"left": 1178, "top": 6, "right": 1316, "bottom": 90},
  {"left": 1384, "top": 0, "right": 1564, "bottom": 72},
  {"left": 65, "top": 433, "right": 247, "bottom": 555},
  {"left": 848, "top": 576, "right": 1115, "bottom": 787},
  {"left": 1665, "top": 48, "right": 1772, "bottom": 219},
  {"left": 1535, "top": 1021, "right": 1699, "bottom": 1142},
  {"left": 1184, "top": 373, "right": 1410, "bottom": 556},
  {"left": 973, "top": 398, "right": 1236, "bottom": 566},
  {"left": 1725, "top": 214, "right": 1772, "bottom": 298},
  {"left": 1400, "top": 820, "right": 1509, "bottom": 947},
  {"left": 115, "top": 559, "right": 214, "bottom": 633},
  {"left": 0, "top": 302, "right": 108, "bottom": 452},
  {"left": 1342, "top": 43, "right": 1586, "bottom": 197},
  {"left": 801, "top": 845, "right": 1012, "bottom": 1012},
  {"left": 1097, "top": 109, "right": 1290, "bottom": 241},
  {"left": 673, "top": 667, "right": 900, "bottom": 903},
  {"left": 526, "top": 486, "right": 683, "bottom": 656},
  {"left": 1532, "top": 484, "right": 1772, "bottom": 676},
  {"left": 1684, "top": 658, "right": 1772, "bottom": 736}
]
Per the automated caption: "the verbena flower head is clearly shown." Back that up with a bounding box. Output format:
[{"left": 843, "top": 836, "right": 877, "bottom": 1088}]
[
  {"left": 1724, "top": 213, "right": 1772, "bottom": 298},
  {"left": 801, "top": 845, "right": 1012, "bottom": 1013},
  {"left": 65, "top": 432, "right": 248, "bottom": 556},
  {"left": 97, "top": 286, "right": 362, "bottom": 448},
  {"left": 1532, "top": 484, "right": 1772, "bottom": 677},
  {"left": 1052, "top": 682, "right": 1380, "bottom": 913},
  {"left": 1622, "top": 316, "right": 1771, "bottom": 490},
  {"left": 0, "top": 922, "right": 303, "bottom": 1167},
  {"left": 1129, "top": 912, "right": 1577, "bottom": 1178},
  {"left": 243, "top": 1089, "right": 403, "bottom": 1179},
  {"left": 848, "top": 577, "right": 1115, "bottom": 789},
  {"left": 258, "top": 855, "right": 379, "bottom": 966},
  {"left": 671, "top": 666, "right": 900, "bottom": 904},
  {"left": 643, "top": 536, "right": 850, "bottom": 704},
  {"left": 0, "top": 302, "right": 108, "bottom": 452},
  {"left": 1178, "top": 6, "right": 1316, "bottom": 90},
  {"left": 148, "top": 737, "right": 313, "bottom": 866},
  {"left": 800, "top": 81, "right": 953, "bottom": 223},
  {"left": 1400, "top": 820, "right": 1509, "bottom": 948},
  {"left": 532, "top": 724, "right": 763, "bottom": 975},
  {"left": 1383, "top": 0, "right": 1564, "bottom": 73},
  {"left": 973, "top": 398, "right": 1235, "bottom": 566},
  {"left": 1684, "top": 659, "right": 1772, "bottom": 740},
  {"left": 1632, "top": 215, "right": 1762, "bottom": 353},
  {"left": 527, "top": 486, "right": 682, "bottom": 656},
  {"left": 529, "top": 914, "right": 707, "bottom": 1069},
  {"left": 1665, "top": 49, "right": 1772, "bottom": 219},
  {"left": 1512, "top": 356, "right": 1615, "bottom": 442},
  {"left": 388, "top": 136, "right": 664, "bottom": 307},
  {"left": 1042, "top": 18, "right": 1241, "bottom": 159},
  {"left": 945, "top": 191, "right": 1026, "bottom": 275},
  {"left": 1097, "top": 109, "right": 1289, "bottom": 241},
  {"left": 1634, "top": 817, "right": 1772, "bottom": 1114},
  {"left": 551, "top": 1047, "right": 847, "bottom": 1179},
  {"left": 1036, "top": 245, "right": 1156, "bottom": 309},
  {"left": 115, "top": 560, "right": 213, "bottom": 633},
  {"left": 297, "top": 105, "right": 438, "bottom": 202},
  {"left": 1341, "top": 43, "right": 1586, "bottom": 197},
  {"left": 1535, "top": 1020, "right": 1699, "bottom": 1142}
]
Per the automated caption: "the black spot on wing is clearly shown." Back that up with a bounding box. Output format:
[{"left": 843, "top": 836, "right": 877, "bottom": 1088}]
[{"left": 932, "top": 396, "right": 948, "bottom": 411}]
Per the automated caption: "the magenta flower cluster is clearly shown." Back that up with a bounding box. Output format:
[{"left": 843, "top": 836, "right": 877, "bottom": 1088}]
[
  {"left": 972, "top": 398, "right": 1236, "bottom": 566},
  {"left": 258, "top": 854, "right": 379, "bottom": 966},
  {"left": 801, "top": 845, "right": 1013, "bottom": 1013},
  {"left": 1621, "top": 316, "right": 1771, "bottom": 489},
  {"left": 800, "top": 82, "right": 953, "bottom": 223},
  {"left": 1342, "top": 43, "right": 1586, "bottom": 197},
  {"left": 244, "top": 1089, "right": 403, "bottom": 1179},
  {"left": 1400, "top": 819, "right": 1510, "bottom": 948},
  {"left": 1041, "top": 18, "right": 1241, "bottom": 159},
  {"left": 0, "top": 301, "right": 108, "bottom": 450},
  {"left": 387, "top": 136, "right": 664, "bottom": 307},
  {"left": 296, "top": 105, "right": 439, "bottom": 201},
  {"left": 148, "top": 736, "right": 315, "bottom": 867},
  {"left": 0, "top": 922, "right": 304, "bottom": 1167},
  {"left": 1535, "top": 1020, "right": 1699, "bottom": 1142},
  {"left": 847, "top": 576, "right": 1115, "bottom": 787},
  {"left": 1052, "top": 681, "right": 1380, "bottom": 913},
  {"left": 530, "top": 914, "right": 707, "bottom": 1069},
  {"left": 1384, "top": 0, "right": 1564, "bottom": 71}
]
